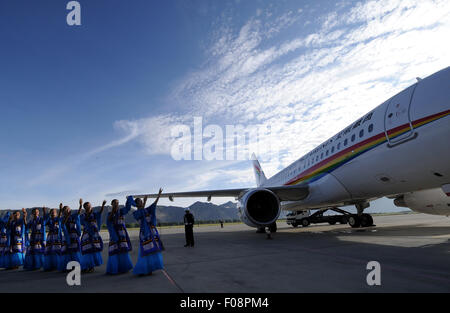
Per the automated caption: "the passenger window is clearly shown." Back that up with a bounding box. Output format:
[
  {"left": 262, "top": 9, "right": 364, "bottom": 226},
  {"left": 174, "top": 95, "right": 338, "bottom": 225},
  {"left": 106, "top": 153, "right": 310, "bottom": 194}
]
[
  {"left": 359, "top": 129, "right": 364, "bottom": 138},
  {"left": 368, "top": 124, "right": 374, "bottom": 133},
  {"left": 344, "top": 139, "right": 348, "bottom": 146},
  {"left": 326, "top": 150, "right": 329, "bottom": 156},
  {"left": 331, "top": 146, "right": 335, "bottom": 153},
  {"left": 337, "top": 143, "right": 341, "bottom": 150},
  {"left": 351, "top": 134, "right": 355, "bottom": 142}
]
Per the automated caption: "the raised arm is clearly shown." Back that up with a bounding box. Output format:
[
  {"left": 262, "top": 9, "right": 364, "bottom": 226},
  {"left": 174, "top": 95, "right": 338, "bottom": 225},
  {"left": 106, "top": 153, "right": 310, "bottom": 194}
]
[
  {"left": 153, "top": 188, "right": 163, "bottom": 206},
  {"left": 77, "top": 199, "right": 83, "bottom": 215},
  {"left": 58, "top": 203, "right": 63, "bottom": 218},
  {"left": 146, "top": 189, "right": 163, "bottom": 222},
  {"left": 122, "top": 196, "right": 135, "bottom": 215},
  {"left": 143, "top": 196, "right": 148, "bottom": 208},
  {"left": 100, "top": 200, "right": 106, "bottom": 214}
]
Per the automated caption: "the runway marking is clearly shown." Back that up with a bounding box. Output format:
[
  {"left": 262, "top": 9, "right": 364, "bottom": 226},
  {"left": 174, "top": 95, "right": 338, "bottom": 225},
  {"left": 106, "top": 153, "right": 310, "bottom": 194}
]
[{"left": 162, "top": 269, "right": 185, "bottom": 293}]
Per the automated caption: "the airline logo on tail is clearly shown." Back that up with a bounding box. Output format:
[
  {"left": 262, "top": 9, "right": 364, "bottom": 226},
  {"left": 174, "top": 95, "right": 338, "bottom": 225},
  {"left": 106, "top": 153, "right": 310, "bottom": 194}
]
[{"left": 251, "top": 153, "right": 267, "bottom": 187}]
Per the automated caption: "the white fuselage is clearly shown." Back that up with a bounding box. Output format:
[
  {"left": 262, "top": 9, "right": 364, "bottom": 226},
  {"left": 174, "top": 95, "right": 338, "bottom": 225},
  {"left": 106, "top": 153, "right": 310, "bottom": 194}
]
[{"left": 261, "top": 67, "right": 450, "bottom": 215}]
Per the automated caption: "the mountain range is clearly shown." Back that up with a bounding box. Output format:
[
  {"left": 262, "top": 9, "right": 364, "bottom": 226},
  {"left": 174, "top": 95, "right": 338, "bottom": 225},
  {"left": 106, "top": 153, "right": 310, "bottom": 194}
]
[{"left": 0, "top": 201, "right": 242, "bottom": 225}]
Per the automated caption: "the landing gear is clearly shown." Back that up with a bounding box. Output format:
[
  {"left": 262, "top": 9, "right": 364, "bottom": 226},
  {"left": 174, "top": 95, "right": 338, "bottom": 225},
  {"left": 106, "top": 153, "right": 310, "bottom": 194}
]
[
  {"left": 360, "top": 214, "right": 374, "bottom": 227},
  {"left": 348, "top": 215, "right": 361, "bottom": 228},
  {"left": 355, "top": 202, "right": 370, "bottom": 216},
  {"left": 348, "top": 202, "right": 374, "bottom": 228},
  {"left": 348, "top": 214, "right": 374, "bottom": 228}
]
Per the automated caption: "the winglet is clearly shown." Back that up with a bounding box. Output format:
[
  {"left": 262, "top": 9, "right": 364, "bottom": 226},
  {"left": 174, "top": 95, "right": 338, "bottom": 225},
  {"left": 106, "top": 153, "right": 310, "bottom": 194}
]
[{"left": 251, "top": 153, "right": 267, "bottom": 187}]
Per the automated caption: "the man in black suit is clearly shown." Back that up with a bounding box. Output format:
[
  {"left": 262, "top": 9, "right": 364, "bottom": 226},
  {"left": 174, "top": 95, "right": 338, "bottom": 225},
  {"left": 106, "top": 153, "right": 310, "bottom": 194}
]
[{"left": 184, "top": 209, "right": 195, "bottom": 247}]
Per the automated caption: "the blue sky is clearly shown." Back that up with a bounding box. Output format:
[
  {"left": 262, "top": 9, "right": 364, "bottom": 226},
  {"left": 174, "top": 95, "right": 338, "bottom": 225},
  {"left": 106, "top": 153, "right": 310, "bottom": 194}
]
[{"left": 0, "top": 0, "right": 449, "bottom": 210}]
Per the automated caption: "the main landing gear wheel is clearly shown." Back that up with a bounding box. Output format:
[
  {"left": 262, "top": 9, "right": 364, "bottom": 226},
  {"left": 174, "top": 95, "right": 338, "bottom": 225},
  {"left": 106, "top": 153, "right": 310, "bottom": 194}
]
[
  {"left": 360, "top": 214, "right": 374, "bottom": 227},
  {"left": 348, "top": 215, "right": 361, "bottom": 228},
  {"left": 301, "top": 218, "right": 310, "bottom": 227},
  {"left": 348, "top": 214, "right": 373, "bottom": 228}
]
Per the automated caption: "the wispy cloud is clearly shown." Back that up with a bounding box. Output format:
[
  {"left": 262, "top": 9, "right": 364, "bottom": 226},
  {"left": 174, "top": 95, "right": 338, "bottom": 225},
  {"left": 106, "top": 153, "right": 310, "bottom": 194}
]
[
  {"left": 162, "top": 0, "right": 450, "bottom": 173},
  {"left": 28, "top": 0, "right": 450, "bottom": 194},
  {"left": 27, "top": 120, "right": 141, "bottom": 186}
]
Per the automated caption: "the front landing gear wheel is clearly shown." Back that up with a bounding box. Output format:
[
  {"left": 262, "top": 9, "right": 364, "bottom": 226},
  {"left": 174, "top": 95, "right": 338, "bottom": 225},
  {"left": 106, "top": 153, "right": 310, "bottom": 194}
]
[
  {"left": 348, "top": 215, "right": 361, "bottom": 228},
  {"left": 360, "top": 214, "right": 374, "bottom": 227}
]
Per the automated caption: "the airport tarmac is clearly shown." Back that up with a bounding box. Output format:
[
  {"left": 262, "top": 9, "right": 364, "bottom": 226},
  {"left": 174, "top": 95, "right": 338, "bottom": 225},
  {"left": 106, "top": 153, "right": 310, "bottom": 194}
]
[{"left": 0, "top": 213, "right": 449, "bottom": 293}]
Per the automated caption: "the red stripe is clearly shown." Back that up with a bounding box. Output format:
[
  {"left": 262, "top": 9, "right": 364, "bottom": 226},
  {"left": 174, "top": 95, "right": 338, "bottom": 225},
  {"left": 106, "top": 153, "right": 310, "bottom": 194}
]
[
  {"left": 286, "top": 131, "right": 386, "bottom": 185},
  {"left": 386, "top": 109, "right": 450, "bottom": 136},
  {"left": 412, "top": 109, "right": 450, "bottom": 127},
  {"left": 285, "top": 109, "right": 449, "bottom": 185}
]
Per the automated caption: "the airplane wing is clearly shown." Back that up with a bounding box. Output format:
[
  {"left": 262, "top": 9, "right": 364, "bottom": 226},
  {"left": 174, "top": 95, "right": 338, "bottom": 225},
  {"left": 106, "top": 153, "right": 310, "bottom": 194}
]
[{"left": 131, "top": 184, "right": 309, "bottom": 202}]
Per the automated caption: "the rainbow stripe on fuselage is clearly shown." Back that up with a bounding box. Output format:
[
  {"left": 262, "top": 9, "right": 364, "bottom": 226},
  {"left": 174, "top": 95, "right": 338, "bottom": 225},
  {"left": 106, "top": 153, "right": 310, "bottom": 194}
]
[{"left": 284, "top": 110, "right": 450, "bottom": 186}]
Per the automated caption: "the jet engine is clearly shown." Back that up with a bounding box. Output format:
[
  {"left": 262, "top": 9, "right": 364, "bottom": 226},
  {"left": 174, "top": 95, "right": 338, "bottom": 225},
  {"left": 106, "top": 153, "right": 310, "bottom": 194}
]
[
  {"left": 394, "top": 187, "right": 450, "bottom": 216},
  {"left": 238, "top": 188, "right": 281, "bottom": 228}
]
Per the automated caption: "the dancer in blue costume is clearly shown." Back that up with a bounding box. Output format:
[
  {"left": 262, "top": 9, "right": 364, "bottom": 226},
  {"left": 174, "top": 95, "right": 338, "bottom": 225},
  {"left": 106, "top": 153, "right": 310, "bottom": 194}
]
[
  {"left": 106, "top": 198, "right": 133, "bottom": 275},
  {"left": 43, "top": 205, "right": 63, "bottom": 271},
  {"left": 80, "top": 200, "right": 105, "bottom": 273},
  {"left": 58, "top": 201, "right": 82, "bottom": 272},
  {"left": 24, "top": 207, "right": 47, "bottom": 270},
  {"left": 0, "top": 211, "right": 11, "bottom": 269},
  {"left": 132, "top": 188, "right": 165, "bottom": 276},
  {"left": 6, "top": 209, "right": 26, "bottom": 269}
]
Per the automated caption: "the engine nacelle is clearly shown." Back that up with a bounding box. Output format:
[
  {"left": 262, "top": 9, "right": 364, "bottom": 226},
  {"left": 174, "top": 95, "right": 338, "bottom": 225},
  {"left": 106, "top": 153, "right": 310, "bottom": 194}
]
[
  {"left": 238, "top": 188, "right": 281, "bottom": 228},
  {"left": 394, "top": 187, "right": 450, "bottom": 216}
]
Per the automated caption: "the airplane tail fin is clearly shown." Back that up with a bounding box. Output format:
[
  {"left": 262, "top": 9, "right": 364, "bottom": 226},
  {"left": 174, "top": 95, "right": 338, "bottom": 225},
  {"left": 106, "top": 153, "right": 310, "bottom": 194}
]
[{"left": 251, "top": 153, "right": 267, "bottom": 187}]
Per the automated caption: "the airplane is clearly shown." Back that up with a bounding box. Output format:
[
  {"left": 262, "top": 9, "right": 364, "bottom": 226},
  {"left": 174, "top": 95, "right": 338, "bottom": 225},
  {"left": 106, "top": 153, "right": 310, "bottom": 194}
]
[{"left": 133, "top": 66, "right": 450, "bottom": 231}]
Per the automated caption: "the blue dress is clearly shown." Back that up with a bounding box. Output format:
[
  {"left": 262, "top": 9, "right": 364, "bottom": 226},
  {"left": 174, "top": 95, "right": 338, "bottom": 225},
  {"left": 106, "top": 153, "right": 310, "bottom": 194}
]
[
  {"left": 80, "top": 211, "right": 103, "bottom": 270},
  {"left": 106, "top": 198, "right": 133, "bottom": 275},
  {"left": 8, "top": 218, "right": 25, "bottom": 268},
  {"left": 0, "top": 212, "right": 11, "bottom": 268},
  {"left": 43, "top": 215, "right": 62, "bottom": 271},
  {"left": 24, "top": 216, "right": 46, "bottom": 270},
  {"left": 58, "top": 213, "right": 82, "bottom": 271},
  {"left": 132, "top": 198, "right": 164, "bottom": 275}
]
